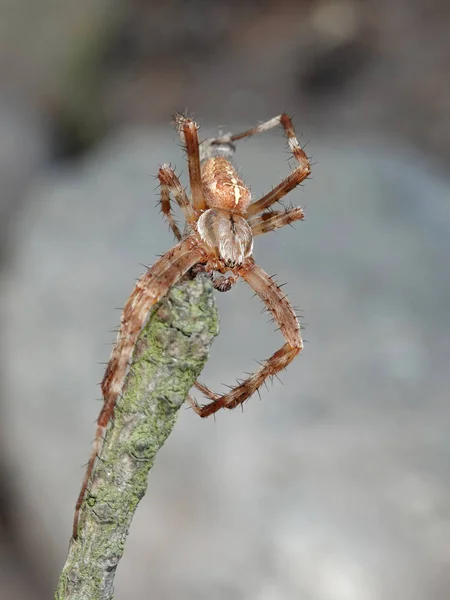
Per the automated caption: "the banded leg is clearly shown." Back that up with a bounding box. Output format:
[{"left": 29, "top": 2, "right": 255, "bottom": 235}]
[
  {"left": 174, "top": 113, "right": 206, "bottom": 211},
  {"left": 186, "top": 271, "right": 238, "bottom": 406},
  {"left": 73, "top": 235, "right": 206, "bottom": 538},
  {"left": 250, "top": 207, "right": 305, "bottom": 236},
  {"left": 193, "top": 380, "right": 220, "bottom": 401},
  {"left": 188, "top": 258, "right": 302, "bottom": 418},
  {"left": 236, "top": 114, "right": 310, "bottom": 216},
  {"left": 210, "top": 114, "right": 310, "bottom": 216},
  {"left": 212, "top": 114, "right": 295, "bottom": 144},
  {"left": 158, "top": 164, "right": 197, "bottom": 240}
]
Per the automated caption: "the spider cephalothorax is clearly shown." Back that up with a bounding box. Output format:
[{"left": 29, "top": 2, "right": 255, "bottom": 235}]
[{"left": 73, "top": 113, "right": 311, "bottom": 538}]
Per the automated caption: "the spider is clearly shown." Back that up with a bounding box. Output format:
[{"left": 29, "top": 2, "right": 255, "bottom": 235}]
[{"left": 73, "top": 113, "right": 310, "bottom": 538}]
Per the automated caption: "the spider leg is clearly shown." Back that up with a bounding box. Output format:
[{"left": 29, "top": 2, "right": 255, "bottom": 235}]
[
  {"left": 194, "top": 380, "right": 220, "bottom": 401},
  {"left": 188, "top": 272, "right": 238, "bottom": 405},
  {"left": 226, "top": 115, "right": 293, "bottom": 142},
  {"left": 158, "top": 164, "right": 197, "bottom": 239},
  {"left": 250, "top": 207, "right": 305, "bottom": 236},
  {"left": 244, "top": 114, "right": 310, "bottom": 216},
  {"left": 73, "top": 234, "right": 206, "bottom": 538},
  {"left": 174, "top": 113, "right": 207, "bottom": 211},
  {"left": 246, "top": 169, "right": 309, "bottom": 217},
  {"left": 186, "top": 380, "right": 220, "bottom": 416},
  {"left": 188, "top": 258, "right": 302, "bottom": 418},
  {"left": 224, "top": 113, "right": 307, "bottom": 159}
]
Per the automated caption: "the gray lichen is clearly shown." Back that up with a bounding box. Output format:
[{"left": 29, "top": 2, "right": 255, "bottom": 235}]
[{"left": 55, "top": 275, "right": 218, "bottom": 600}]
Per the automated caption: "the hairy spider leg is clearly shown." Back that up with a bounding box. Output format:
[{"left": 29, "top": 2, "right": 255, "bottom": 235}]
[
  {"left": 158, "top": 164, "right": 198, "bottom": 240},
  {"left": 207, "top": 113, "right": 310, "bottom": 217},
  {"left": 188, "top": 258, "right": 302, "bottom": 417},
  {"left": 174, "top": 114, "right": 207, "bottom": 211},
  {"left": 193, "top": 379, "right": 220, "bottom": 401},
  {"left": 73, "top": 235, "right": 206, "bottom": 538},
  {"left": 250, "top": 207, "right": 305, "bottom": 236},
  {"left": 246, "top": 115, "right": 310, "bottom": 215}
]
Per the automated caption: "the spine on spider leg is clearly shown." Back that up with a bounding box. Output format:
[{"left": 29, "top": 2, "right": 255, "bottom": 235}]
[{"left": 72, "top": 235, "right": 205, "bottom": 538}]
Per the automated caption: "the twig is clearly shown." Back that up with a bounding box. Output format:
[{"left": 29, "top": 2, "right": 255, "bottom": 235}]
[{"left": 55, "top": 275, "right": 218, "bottom": 600}]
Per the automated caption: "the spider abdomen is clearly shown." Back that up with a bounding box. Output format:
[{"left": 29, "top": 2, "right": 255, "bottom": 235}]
[
  {"left": 201, "top": 157, "right": 251, "bottom": 213},
  {"left": 197, "top": 208, "right": 253, "bottom": 267}
]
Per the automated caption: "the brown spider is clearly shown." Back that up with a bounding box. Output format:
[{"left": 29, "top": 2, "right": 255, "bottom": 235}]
[{"left": 73, "top": 113, "right": 310, "bottom": 538}]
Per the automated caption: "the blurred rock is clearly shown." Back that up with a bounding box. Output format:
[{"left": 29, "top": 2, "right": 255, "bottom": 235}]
[
  {"left": 1, "top": 123, "right": 450, "bottom": 598},
  {"left": 0, "top": 96, "right": 48, "bottom": 258},
  {"left": 0, "top": 96, "right": 49, "bottom": 599},
  {"left": 2, "top": 2, "right": 450, "bottom": 597},
  {"left": 3, "top": 1, "right": 450, "bottom": 165}
]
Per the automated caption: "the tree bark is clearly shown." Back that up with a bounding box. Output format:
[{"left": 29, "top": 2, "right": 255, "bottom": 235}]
[{"left": 55, "top": 275, "right": 218, "bottom": 600}]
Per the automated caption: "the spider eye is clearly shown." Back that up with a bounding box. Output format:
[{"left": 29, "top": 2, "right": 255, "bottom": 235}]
[{"left": 226, "top": 259, "right": 236, "bottom": 268}]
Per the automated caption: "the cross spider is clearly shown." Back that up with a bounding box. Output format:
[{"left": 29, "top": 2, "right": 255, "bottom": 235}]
[{"left": 73, "top": 113, "right": 310, "bottom": 538}]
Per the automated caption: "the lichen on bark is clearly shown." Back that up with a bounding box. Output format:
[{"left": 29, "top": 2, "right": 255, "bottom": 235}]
[{"left": 55, "top": 275, "right": 218, "bottom": 600}]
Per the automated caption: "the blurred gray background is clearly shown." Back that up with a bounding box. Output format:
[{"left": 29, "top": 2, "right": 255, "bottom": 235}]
[{"left": 1, "top": 1, "right": 450, "bottom": 599}]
